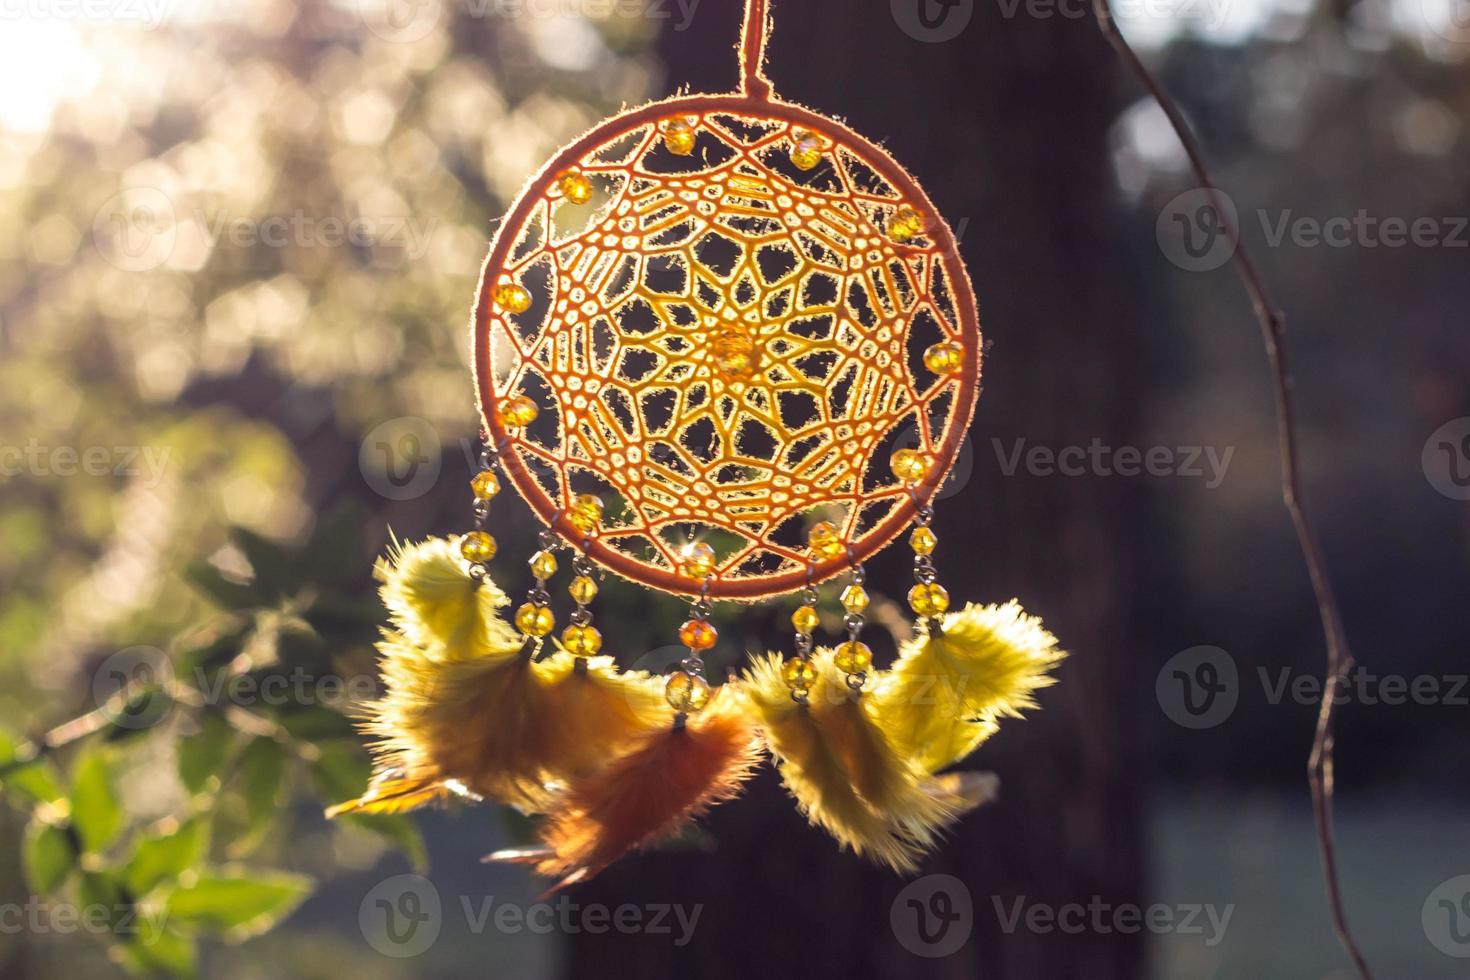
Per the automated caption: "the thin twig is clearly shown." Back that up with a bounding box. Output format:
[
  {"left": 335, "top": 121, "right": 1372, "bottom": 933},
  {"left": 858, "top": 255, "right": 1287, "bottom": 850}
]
[{"left": 1089, "top": 5, "right": 1373, "bottom": 978}]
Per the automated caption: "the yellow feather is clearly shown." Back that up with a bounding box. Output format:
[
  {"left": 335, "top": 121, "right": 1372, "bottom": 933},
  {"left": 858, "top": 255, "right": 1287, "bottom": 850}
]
[
  {"left": 744, "top": 651, "right": 974, "bottom": 872},
  {"left": 375, "top": 536, "right": 518, "bottom": 656},
  {"left": 330, "top": 540, "right": 674, "bottom": 817},
  {"left": 876, "top": 600, "right": 1064, "bottom": 773}
]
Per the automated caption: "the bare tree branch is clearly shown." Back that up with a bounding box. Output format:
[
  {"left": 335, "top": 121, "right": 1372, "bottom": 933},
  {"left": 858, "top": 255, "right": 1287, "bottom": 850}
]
[{"left": 1089, "top": 6, "right": 1374, "bottom": 977}]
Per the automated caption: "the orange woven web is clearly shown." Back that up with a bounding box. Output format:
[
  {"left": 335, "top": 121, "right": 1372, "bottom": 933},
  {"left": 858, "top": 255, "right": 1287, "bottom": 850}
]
[{"left": 479, "top": 105, "right": 978, "bottom": 597}]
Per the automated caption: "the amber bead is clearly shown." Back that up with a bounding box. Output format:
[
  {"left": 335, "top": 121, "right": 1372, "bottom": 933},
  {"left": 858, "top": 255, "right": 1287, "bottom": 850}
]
[
  {"left": 840, "top": 584, "right": 869, "bottom": 614},
  {"left": 663, "top": 117, "right": 696, "bottom": 156},
  {"left": 492, "top": 282, "right": 531, "bottom": 313},
  {"left": 561, "top": 623, "right": 603, "bottom": 657},
  {"left": 834, "top": 640, "right": 873, "bottom": 674},
  {"left": 908, "top": 582, "right": 950, "bottom": 617},
  {"left": 568, "top": 493, "right": 603, "bottom": 535},
  {"left": 923, "top": 341, "right": 963, "bottom": 374},
  {"left": 568, "top": 574, "right": 598, "bottom": 605},
  {"left": 665, "top": 671, "right": 710, "bottom": 711},
  {"left": 887, "top": 205, "right": 925, "bottom": 243},
  {"left": 529, "top": 549, "right": 558, "bottom": 580},
  {"left": 556, "top": 169, "right": 592, "bottom": 204},
  {"left": 890, "top": 448, "right": 929, "bottom": 484},
  {"left": 470, "top": 470, "right": 500, "bottom": 500},
  {"left": 782, "top": 657, "right": 817, "bottom": 690},
  {"left": 910, "top": 525, "right": 938, "bottom": 556},
  {"left": 791, "top": 605, "right": 819, "bottom": 635},
  {"left": 515, "top": 603, "right": 555, "bottom": 637},
  {"left": 678, "top": 541, "right": 717, "bottom": 579},
  {"left": 459, "top": 531, "right": 497, "bottom": 563},
  {"left": 498, "top": 395, "right": 539, "bottom": 428},
  {"left": 678, "top": 618, "right": 718, "bottom": 651}
]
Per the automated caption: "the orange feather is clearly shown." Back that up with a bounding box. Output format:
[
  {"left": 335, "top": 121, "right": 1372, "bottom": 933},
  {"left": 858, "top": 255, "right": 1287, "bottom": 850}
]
[{"left": 492, "top": 688, "right": 760, "bottom": 891}]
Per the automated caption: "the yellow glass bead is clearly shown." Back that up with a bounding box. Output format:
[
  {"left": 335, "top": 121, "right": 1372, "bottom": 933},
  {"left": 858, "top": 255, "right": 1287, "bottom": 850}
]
[
  {"left": 530, "top": 549, "right": 558, "bottom": 580},
  {"left": 782, "top": 657, "right": 816, "bottom": 690},
  {"left": 840, "top": 584, "right": 870, "bottom": 614},
  {"left": 561, "top": 623, "right": 603, "bottom": 657},
  {"left": 556, "top": 169, "right": 592, "bottom": 205},
  {"left": 789, "top": 131, "right": 823, "bottom": 171},
  {"left": 459, "top": 531, "right": 497, "bottom": 563},
  {"left": 515, "top": 602, "right": 555, "bottom": 637},
  {"left": 791, "top": 605, "right": 819, "bottom": 635},
  {"left": 806, "top": 520, "right": 844, "bottom": 561},
  {"left": 493, "top": 282, "right": 531, "bottom": 313},
  {"left": 908, "top": 582, "right": 950, "bottom": 617},
  {"left": 569, "top": 574, "right": 598, "bottom": 605},
  {"left": 711, "top": 329, "right": 759, "bottom": 381},
  {"left": 498, "top": 395, "right": 539, "bottom": 428},
  {"left": 890, "top": 447, "right": 930, "bottom": 484},
  {"left": 663, "top": 117, "right": 696, "bottom": 156},
  {"left": 678, "top": 541, "right": 716, "bottom": 579},
  {"left": 678, "top": 618, "right": 718, "bottom": 651},
  {"left": 568, "top": 493, "right": 604, "bottom": 535},
  {"left": 910, "top": 525, "right": 938, "bottom": 556},
  {"left": 470, "top": 470, "right": 500, "bottom": 500},
  {"left": 887, "top": 205, "right": 925, "bottom": 243},
  {"left": 664, "top": 671, "right": 711, "bottom": 712},
  {"left": 923, "top": 341, "right": 963, "bottom": 374},
  {"left": 834, "top": 640, "right": 873, "bottom": 674}
]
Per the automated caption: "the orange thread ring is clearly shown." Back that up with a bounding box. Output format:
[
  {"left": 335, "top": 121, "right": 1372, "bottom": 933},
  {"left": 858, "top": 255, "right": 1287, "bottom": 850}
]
[{"left": 471, "top": 93, "right": 981, "bottom": 600}]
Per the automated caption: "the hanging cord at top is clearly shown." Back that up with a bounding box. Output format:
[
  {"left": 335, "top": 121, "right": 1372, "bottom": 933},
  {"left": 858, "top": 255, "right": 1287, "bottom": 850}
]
[{"left": 739, "top": 0, "right": 773, "bottom": 100}]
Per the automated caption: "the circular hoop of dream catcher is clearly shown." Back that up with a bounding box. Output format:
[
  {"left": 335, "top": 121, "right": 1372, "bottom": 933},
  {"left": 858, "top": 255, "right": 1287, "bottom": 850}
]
[{"left": 472, "top": 87, "right": 981, "bottom": 601}]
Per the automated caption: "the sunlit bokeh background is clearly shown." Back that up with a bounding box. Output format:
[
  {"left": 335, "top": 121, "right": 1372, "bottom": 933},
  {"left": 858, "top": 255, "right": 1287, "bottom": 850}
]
[{"left": 2, "top": 0, "right": 1467, "bottom": 976}]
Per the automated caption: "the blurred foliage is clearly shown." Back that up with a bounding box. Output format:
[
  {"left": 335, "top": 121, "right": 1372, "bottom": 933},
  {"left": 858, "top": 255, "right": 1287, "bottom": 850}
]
[{"left": 1, "top": 0, "right": 660, "bottom": 974}]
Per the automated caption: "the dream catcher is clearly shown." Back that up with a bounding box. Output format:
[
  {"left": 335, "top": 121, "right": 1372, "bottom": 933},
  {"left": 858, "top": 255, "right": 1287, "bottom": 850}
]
[{"left": 331, "top": 0, "right": 1064, "bottom": 888}]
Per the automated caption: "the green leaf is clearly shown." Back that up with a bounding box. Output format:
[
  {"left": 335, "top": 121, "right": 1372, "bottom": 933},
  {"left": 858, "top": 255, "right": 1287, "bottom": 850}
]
[
  {"left": 228, "top": 737, "right": 286, "bottom": 856},
  {"left": 124, "top": 818, "right": 207, "bottom": 897},
  {"left": 275, "top": 705, "right": 355, "bottom": 742},
  {"left": 343, "top": 814, "right": 428, "bottom": 871},
  {"left": 166, "top": 871, "right": 312, "bottom": 942},
  {"left": 0, "top": 728, "right": 65, "bottom": 804},
  {"left": 23, "top": 818, "right": 77, "bottom": 892},
  {"left": 185, "top": 561, "right": 263, "bottom": 611},
  {"left": 118, "top": 926, "right": 198, "bottom": 979},
  {"left": 228, "top": 527, "right": 292, "bottom": 599},
  {"left": 71, "top": 747, "right": 124, "bottom": 854},
  {"left": 77, "top": 870, "right": 129, "bottom": 931},
  {"left": 177, "top": 714, "right": 235, "bottom": 795}
]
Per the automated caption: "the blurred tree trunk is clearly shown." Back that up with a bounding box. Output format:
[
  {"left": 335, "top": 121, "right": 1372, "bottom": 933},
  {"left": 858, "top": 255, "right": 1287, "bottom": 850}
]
[{"left": 566, "top": 4, "right": 1146, "bottom": 977}]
